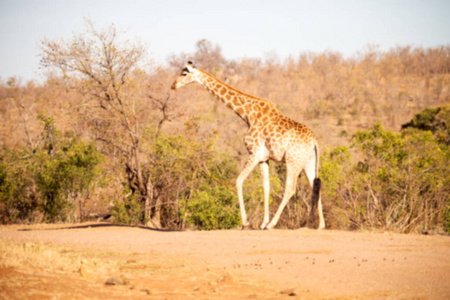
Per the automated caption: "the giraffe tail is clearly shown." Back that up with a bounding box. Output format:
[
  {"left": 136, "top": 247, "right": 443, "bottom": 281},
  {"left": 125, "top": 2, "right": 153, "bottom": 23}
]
[
  {"left": 308, "top": 143, "right": 322, "bottom": 227},
  {"left": 310, "top": 178, "right": 321, "bottom": 216}
]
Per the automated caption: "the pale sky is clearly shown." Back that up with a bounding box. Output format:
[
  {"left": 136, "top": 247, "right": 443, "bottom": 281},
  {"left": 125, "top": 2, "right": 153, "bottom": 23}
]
[{"left": 1, "top": 0, "right": 449, "bottom": 82}]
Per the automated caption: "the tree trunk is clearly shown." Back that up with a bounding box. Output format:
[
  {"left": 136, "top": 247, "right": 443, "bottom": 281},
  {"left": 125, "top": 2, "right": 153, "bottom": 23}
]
[
  {"left": 147, "top": 197, "right": 162, "bottom": 229},
  {"left": 125, "top": 146, "right": 158, "bottom": 227}
]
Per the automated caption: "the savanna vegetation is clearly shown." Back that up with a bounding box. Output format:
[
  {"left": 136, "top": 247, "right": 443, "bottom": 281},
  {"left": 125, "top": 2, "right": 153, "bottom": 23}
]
[{"left": 1, "top": 21, "right": 449, "bottom": 233}]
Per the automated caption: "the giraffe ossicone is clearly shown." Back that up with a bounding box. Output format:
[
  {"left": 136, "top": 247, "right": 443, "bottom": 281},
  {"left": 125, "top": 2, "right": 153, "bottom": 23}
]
[{"left": 172, "top": 62, "right": 325, "bottom": 230}]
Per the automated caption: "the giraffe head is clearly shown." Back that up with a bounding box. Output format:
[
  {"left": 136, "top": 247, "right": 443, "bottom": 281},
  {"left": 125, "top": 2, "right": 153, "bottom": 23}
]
[{"left": 171, "top": 61, "right": 199, "bottom": 90}]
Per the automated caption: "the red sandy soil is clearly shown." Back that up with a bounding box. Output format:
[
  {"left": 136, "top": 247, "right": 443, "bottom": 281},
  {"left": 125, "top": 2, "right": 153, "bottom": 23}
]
[{"left": 0, "top": 222, "right": 449, "bottom": 299}]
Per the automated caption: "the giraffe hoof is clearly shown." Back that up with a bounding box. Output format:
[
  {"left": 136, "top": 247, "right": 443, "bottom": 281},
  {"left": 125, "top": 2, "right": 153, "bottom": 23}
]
[
  {"left": 260, "top": 222, "right": 268, "bottom": 230},
  {"left": 241, "top": 223, "right": 251, "bottom": 230},
  {"left": 265, "top": 223, "right": 274, "bottom": 230}
]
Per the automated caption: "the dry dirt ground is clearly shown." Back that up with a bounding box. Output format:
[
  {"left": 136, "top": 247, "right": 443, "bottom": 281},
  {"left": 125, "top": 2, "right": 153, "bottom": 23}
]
[{"left": 0, "top": 223, "right": 449, "bottom": 299}]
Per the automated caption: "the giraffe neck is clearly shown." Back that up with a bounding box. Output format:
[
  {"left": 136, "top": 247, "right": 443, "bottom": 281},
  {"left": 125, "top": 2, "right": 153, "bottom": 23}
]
[{"left": 195, "top": 68, "right": 274, "bottom": 125}]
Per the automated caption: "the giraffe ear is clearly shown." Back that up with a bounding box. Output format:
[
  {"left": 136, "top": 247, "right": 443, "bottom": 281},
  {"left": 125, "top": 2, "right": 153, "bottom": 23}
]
[{"left": 186, "top": 61, "right": 196, "bottom": 71}]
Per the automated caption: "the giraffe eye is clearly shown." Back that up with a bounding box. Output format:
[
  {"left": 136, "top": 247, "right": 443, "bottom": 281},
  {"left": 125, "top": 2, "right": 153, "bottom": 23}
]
[{"left": 181, "top": 67, "right": 190, "bottom": 76}]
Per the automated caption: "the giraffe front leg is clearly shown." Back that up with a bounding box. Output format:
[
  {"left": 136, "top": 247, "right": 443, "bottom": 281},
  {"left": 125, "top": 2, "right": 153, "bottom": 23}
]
[
  {"left": 236, "top": 156, "right": 260, "bottom": 229},
  {"left": 259, "top": 161, "right": 270, "bottom": 229}
]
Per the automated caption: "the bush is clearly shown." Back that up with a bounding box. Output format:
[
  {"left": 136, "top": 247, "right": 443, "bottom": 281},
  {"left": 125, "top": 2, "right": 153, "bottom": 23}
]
[
  {"left": 111, "top": 192, "right": 142, "bottom": 225},
  {"left": 321, "top": 112, "right": 450, "bottom": 233},
  {"left": 355, "top": 124, "right": 448, "bottom": 232},
  {"left": 402, "top": 104, "right": 450, "bottom": 144},
  {"left": 0, "top": 117, "right": 103, "bottom": 224},
  {"left": 141, "top": 127, "right": 241, "bottom": 230},
  {"left": 182, "top": 185, "right": 240, "bottom": 230},
  {"left": 319, "top": 146, "right": 360, "bottom": 229},
  {"left": 0, "top": 156, "right": 38, "bottom": 223}
]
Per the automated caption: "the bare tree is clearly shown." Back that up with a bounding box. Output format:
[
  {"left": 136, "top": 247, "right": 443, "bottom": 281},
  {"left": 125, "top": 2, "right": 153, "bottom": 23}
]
[
  {"left": 40, "top": 20, "right": 162, "bottom": 225},
  {"left": 146, "top": 67, "right": 179, "bottom": 138},
  {"left": 168, "top": 39, "right": 226, "bottom": 72}
]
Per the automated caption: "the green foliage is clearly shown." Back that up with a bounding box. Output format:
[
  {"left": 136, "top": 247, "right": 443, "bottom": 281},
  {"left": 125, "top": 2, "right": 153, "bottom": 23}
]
[
  {"left": 0, "top": 117, "right": 103, "bottom": 224},
  {"left": 355, "top": 123, "right": 448, "bottom": 232},
  {"left": 35, "top": 137, "right": 103, "bottom": 223},
  {"left": 320, "top": 146, "right": 351, "bottom": 198},
  {"left": 321, "top": 111, "right": 450, "bottom": 233},
  {"left": 111, "top": 192, "right": 142, "bottom": 225},
  {"left": 402, "top": 104, "right": 450, "bottom": 145},
  {"left": 0, "top": 156, "right": 37, "bottom": 224},
  {"left": 182, "top": 185, "right": 240, "bottom": 230},
  {"left": 319, "top": 146, "right": 359, "bottom": 229},
  {"left": 147, "top": 128, "right": 241, "bottom": 230}
]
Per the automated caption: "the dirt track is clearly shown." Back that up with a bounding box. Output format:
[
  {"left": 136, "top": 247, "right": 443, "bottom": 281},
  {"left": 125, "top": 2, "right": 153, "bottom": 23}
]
[{"left": 0, "top": 223, "right": 449, "bottom": 299}]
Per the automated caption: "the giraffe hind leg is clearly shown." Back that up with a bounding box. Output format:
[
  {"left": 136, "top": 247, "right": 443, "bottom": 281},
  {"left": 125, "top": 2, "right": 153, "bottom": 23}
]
[
  {"left": 265, "top": 162, "right": 301, "bottom": 230},
  {"left": 260, "top": 162, "right": 270, "bottom": 229}
]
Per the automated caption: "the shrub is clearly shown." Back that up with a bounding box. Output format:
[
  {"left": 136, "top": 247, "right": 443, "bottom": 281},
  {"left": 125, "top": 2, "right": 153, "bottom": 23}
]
[
  {"left": 182, "top": 185, "right": 240, "bottom": 230},
  {"left": 141, "top": 128, "right": 241, "bottom": 230},
  {"left": 0, "top": 156, "right": 38, "bottom": 223},
  {"left": 111, "top": 192, "right": 142, "bottom": 225},
  {"left": 319, "top": 146, "right": 361, "bottom": 229},
  {"left": 402, "top": 104, "right": 450, "bottom": 145},
  {"left": 321, "top": 113, "right": 450, "bottom": 233},
  {"left": 0, "top": 117, "right": 103, "bottom": 224}
]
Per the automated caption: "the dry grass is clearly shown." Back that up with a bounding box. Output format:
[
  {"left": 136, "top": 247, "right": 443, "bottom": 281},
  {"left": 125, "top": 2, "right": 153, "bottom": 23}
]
[
  {"left": 0, "top": 240, "right": 130, "bottom": 278},
  {"left": 0, "top": 237, "right": 168, "bottom": 280},
  {"left": 0, "top": 241, "right": 83, "bottom": 273}
]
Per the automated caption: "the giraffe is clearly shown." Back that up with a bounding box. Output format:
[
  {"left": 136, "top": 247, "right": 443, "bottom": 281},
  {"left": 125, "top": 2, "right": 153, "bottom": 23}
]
[{"left": 171, "top": 61, "right": 325, "bottom": 230}]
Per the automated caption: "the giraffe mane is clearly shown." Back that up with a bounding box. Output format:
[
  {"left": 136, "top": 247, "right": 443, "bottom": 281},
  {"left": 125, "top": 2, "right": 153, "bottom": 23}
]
[{"left": 195, "top": 67, "right": 272, "bottom": 105}]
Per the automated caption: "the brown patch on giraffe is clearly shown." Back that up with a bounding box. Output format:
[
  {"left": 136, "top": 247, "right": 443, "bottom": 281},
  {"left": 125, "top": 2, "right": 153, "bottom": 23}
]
[
  {"left": 262, "top": 105, "right": 271, "bottom": 115},
  {"left": 244, "top": 137, "right": 253, "bottom": 148},
  {"left": 231, "top": 97, "right": 242, "bottom": 106},
  {"left": 243, "top": 103, "right": 253, "bottom": 110},
  {"left": 225, "top": 94, "right": 232, "bottom": 101},
  {"left": 220, "top": 87, "right": 227, "bottom": 95},
  {"left": 235, "top": 107, "right": 245, "bottom": 116}
]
